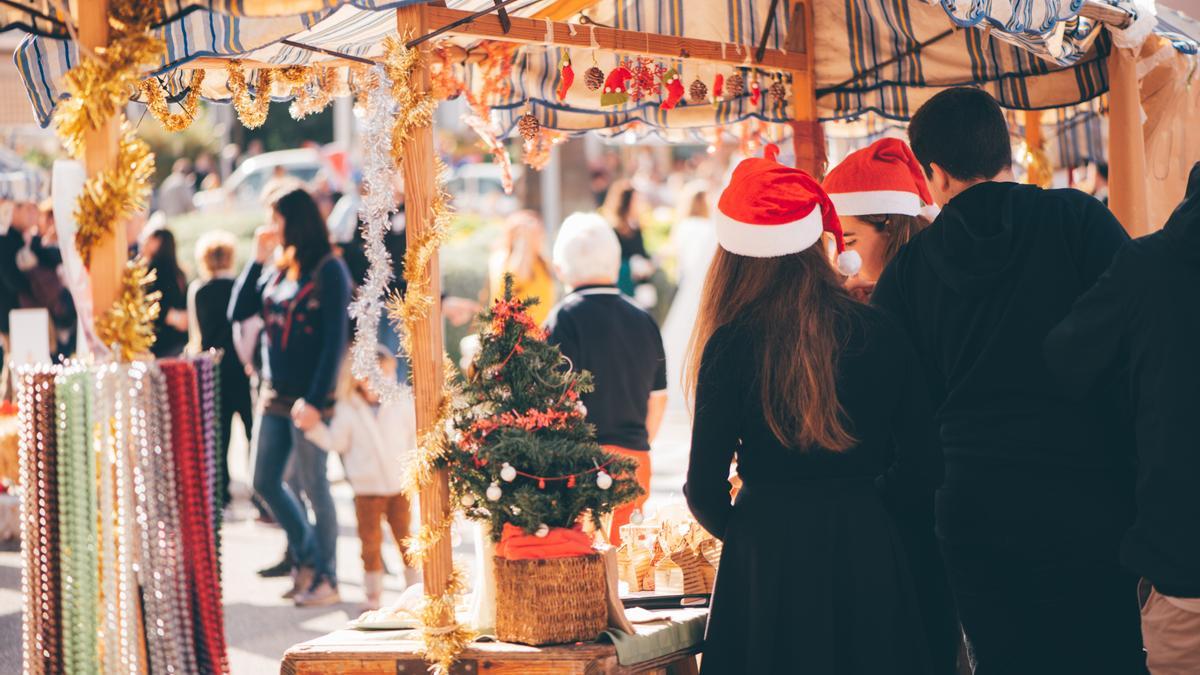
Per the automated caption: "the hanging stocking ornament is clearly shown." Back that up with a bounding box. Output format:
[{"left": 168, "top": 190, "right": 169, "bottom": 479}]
[
  {"left": 750, "top": 79, "right": 762, "bottom": 106},
  {"left": 600, "top": 65, "right": 634, "bottom": 106},
  {"left": 556, "top": 52, "right": 574, "bottom": 100},
  {"left": 689, "top": 77, "right": 708, "bottom": 104},
  {"left": 585, "top": 65, "right": 605, "bottom": 91},
  {"left": 769, "top": 76, "right": 788, "bottom": 104},
  {"left": 518, "top": 111, "right": 541, "bottom": 141},
  {"left": 660, "top": 68, "right": 684, "bottom": 110},
  {"left": 711, "top": 73, "right": 725, "bottom": 104},
  {"left": 727, "top": 72, "right": 745, "bottom": 97}
]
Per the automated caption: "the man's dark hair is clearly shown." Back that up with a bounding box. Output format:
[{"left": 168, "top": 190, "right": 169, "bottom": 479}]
[{"left": 908, "top": 87, "right": 1012, "bottom": 181}]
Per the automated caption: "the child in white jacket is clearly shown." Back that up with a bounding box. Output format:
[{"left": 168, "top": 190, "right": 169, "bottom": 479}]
[{"left": 327, "top": 353, "right": 418, "bottom": 610}]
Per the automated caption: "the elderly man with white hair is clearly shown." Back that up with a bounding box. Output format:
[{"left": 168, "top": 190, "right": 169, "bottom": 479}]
[{"left": 545, "top": 212, "right": 668, "bottom": 545}]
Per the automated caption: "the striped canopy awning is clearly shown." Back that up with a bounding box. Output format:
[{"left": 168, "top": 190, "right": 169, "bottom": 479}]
[{"left": 7, "top": 0, "right": 1199, "bottom": 132}]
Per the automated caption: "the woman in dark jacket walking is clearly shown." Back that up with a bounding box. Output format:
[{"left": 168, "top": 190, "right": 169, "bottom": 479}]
[
  {"left": 685, "top": 147, "right": 941, "bottom": 674},
  {"left": 230, "top": 188, "right": 352, "bottom": 606},
  {"left": 142, "top": 226, "right": 190, "bottom": 358}
]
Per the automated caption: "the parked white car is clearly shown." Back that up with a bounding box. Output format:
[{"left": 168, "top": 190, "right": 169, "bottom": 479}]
[
  {"left": 446, "top": 163, "right": 522, "bottom": 216},
  {"left": 193, "top": 148, "right": 324, "bottom": 211}
]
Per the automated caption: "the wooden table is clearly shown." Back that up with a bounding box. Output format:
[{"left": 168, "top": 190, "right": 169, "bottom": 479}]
[{"left": 280, "top": 630, "right": 701, "bottom": 675}]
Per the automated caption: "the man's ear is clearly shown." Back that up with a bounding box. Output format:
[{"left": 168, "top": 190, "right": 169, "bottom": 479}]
[{"left": 929, "top": 163, "right": 950, "bottom": 193}]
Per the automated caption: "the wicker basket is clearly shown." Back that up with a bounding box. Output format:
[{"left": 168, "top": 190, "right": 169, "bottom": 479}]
[{"left": 494, "top": 553, "right": 608, "bottom": 646}]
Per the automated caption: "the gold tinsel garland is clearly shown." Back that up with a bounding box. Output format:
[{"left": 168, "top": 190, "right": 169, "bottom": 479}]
[
  {"left": 73, "top": 124, "right": 155, "bottom": 268},
  {"left": 96, "top": 260, "right": 162, "bottom": 361},
  {"left": 384, "top": 36, "right": 437, "bottom": 163},
  {"left": 226, "top": 61, "right": 275, "bottom": 129},
  {"left": 381, "top": 36, "right": 469, "bottom": 673},
  {"left": 54, "top": 31, "right": 165, "bottom": 158},
  {"left": 139, "top": 70, "right": 206, "bottom": 132},
  {"left": 289, "top": 67, "right": 337, "bottom": 120}
]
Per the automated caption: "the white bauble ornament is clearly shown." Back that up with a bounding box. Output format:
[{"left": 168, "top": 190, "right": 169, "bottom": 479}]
[
  {"left": 535, "top": 524, "right": 550, "bottom": 538},
  {"left": 461, "top": 493, "right": 476, "bottom": 507},
  {"left": 575, "top": 400, "right": 587, "bottom": 416},
  {"left": 629, "top": 509, "right": 644, "bottom": 525},
  {"left": 486, "top": 482, "right": 502, "bottom": 501},
  {"left": 596, "top": 471, "right": 613, "bottom": 490},
  {"left": 500, "top": 463, "right": 517, "bottom": 482},
  {"left": 511, "top": 506, "right": 521, "bottom": 515}
]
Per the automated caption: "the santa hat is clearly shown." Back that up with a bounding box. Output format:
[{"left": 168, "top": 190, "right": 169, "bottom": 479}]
[
  {"left": 823, "top": 138, "right": 938, "bottom": 220},
  {"left": 717, "top": 144, "right": 862, "bottom": 275},
  {"left": 600, "top": 66, "right": 633, "bottom": 106}
]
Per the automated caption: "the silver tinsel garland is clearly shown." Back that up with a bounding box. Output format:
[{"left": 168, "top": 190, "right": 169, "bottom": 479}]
[{"left": 348, "top": 66, "right": 409, "bottom": 404}]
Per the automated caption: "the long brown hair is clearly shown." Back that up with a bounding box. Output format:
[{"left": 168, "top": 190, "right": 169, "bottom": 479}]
[
  {"left": 859, "top": 213, "right": 929, "bottom": 268},
  {"left": 601, "top": 180, "right": 638, "bottom": 238},
  {"left": 684, "top": 244, "right": 857, "bottom": 451}
]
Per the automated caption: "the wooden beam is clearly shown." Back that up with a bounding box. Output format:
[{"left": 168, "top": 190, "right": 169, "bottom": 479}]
[
  {"left": 1107, "top": 42, "right": 1149, "bottom": 235},
  {"left": 396, "top": 3, "right": 455, "bottom": 629},
  {"left": 788, "top": 0, "right": 825, "bottom": 178},
  {"left": 424, "top": 5, "right": 808, "bottom": 71},
  {"left": 79, "top": 1, "right": 123, "bottom": 320}
]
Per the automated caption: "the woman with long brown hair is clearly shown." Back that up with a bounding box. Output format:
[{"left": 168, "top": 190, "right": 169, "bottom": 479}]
[
  {"left": 600, "top": 179, "right": 654, "bottom": 299},
  {"left": 823, "top": 138, "right": 935, "bottom": 301},
  {"left": 823, "top": 138, "right": 960, "bottom": 675},
  {"left": 685, "top": 146, "right": 941, "bottom": 673}
]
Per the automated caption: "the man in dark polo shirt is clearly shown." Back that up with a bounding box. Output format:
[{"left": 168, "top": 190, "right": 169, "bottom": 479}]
[{"left": 544, "top": 212, "right": 668, "bottom": 545}]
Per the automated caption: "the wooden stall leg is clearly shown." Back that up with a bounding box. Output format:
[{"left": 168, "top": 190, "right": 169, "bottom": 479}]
[
  {"left": 787, "top": 0, "right": 825, "bottom": 178},
  {"left": 395, "top": 4, "right": 455, "bottom": 623},
  {"left": 79, "top": 1, "right": 123, "bottom": 314},
  {"left": 1107, "top": 44, "right": 1150, "bottom": 236}
]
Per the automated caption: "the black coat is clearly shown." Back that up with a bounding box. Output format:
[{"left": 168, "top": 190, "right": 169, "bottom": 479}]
[
  {"left": 686, "top": 304, "right": 941, "bottom": 674},
  {"left": 1045, "top": 162, "right": 1200, "bottom": 598}
]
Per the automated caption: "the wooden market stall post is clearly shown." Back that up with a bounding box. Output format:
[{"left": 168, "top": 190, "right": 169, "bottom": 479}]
[
  {"left": 1107, "top": 41, "right": 1151, "bottom": 236},
  {"left": 395, "top": 3, "right": 456, "bottom": 625},
  {"left": 79, "top": 0, "right": 124, "bottom": 314},
  {"left": 786, "top": 0, "right": 825, "bottom": 178}
]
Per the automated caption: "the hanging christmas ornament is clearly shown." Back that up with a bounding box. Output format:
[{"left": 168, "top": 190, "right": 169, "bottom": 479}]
[
  {"left": 711, "top": 73, "right": 725, "bottom": 104},
  {"left": 486, "top": 482, "right": 503, "bottom": 501},
  {"left": 600, "top": 65, "right": 634, "bottom": 106},
  {"left": 461, "top": 493, "right": 476, "bottom": 507},
  {"left": 575, "top": 400, "right": 588, "bottom": 417},
  {"left": 727, "top": 72, "right": 745, "bottom": 97},
  {"left": 557, "top": 52, "right": 574, "bottom": 100},
  {"left": 567, "top": 475, "right": 577, "bottom": 488},
  {"left": 689, "top": 77, "right": 708, "bottom": 104},
  {"left": 626, "top": 57, "right": 664, "bottom": 102},
  {"left": 660, "top": 68, "right": 684, "bottom": 110},
  {"left": 511, "top": 506, "right": 521, "bottom": 515},
  {"left": 535, "top": 524, "right": 550, "bottom": 538},
  {"left": 750, "top": 79, "right": 762, "bottom": 106},
  {"left": 769, "top": 77, "right": 788, "bottom": 104},
  {"left": 596, "top": 471, "right": 613, "bottom": 490},
  {"left": 585, "top": 65, "right": 605, "bottom": 91},
  {"left": 517, "top": 111, "right": 541, "bottom": 141},
  {"left": 500, "top": 462, "right": 517, "bottom": 482},
  {"left": 630, "top": 509, "right": 644, "bottom": 525}
]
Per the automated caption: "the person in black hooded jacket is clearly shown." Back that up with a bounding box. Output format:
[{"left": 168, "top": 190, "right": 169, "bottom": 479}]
[
  {"left": 1044, "top": 161, "right": 1200, "bottom": 673},
  {"left": 872, "top": 88, "right": 1145, "bottom": 675}
]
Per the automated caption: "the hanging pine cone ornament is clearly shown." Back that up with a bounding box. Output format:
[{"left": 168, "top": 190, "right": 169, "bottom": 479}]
[
  {"left": 769, "top": 78, "right": 788, "bottom": 104},
  {"left": 518, "top": 112, "right": 540, "bottom": 141},
  {"left": 689, "top": 78, "right": 708, "bottom": 104},
  {"left": 585, "top": 66, "right": 605, "bottom": 91},
  {"left": 727, "top": 72, "right": 745, "bottom": 97}
]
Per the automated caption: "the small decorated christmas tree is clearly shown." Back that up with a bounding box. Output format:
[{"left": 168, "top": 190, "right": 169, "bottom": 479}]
[{"left": 446, "top": 276, "right": 642, "bottom": 541}]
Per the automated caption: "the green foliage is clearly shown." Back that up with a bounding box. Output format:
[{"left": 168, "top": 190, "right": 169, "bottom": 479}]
[
  {"left": 138, "top": 104, "right": 221, "bottom": 184},
  {"left": 445, "top": 276, "right": 642, "bottom": 540}
]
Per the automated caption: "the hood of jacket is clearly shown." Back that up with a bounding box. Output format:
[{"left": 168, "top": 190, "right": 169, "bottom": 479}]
[
  {"left": 1161, "top": 161, "right": 1200, "bottom": 261},
  {"left": 919, "top": 181, "right": 1045, "bottom": 296}
]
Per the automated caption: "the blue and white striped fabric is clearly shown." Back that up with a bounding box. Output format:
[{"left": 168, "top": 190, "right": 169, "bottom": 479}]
[
  {"left": 7, "top": 0, "right": 1200, "bottom": 132},
  {"left": 0, "top": 1, "right": 411, "bottom": 38}
]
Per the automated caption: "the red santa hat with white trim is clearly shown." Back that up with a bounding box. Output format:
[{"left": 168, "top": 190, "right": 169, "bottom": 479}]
[
  {"left": 716, "top": 144, "right": 862, "bottom": 275},
  {"left": 822, "top": 137, "right": 939, "bottom": 221}
]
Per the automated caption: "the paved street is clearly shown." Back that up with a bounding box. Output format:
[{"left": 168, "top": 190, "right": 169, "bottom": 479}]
[{"left": 0, "top": 410, "right": 692, "bottom": 673}]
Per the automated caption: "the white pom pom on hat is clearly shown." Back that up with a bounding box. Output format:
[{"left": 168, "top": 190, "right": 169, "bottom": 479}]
[{"left": 716, "top": 143, "right": 856, "bottom": 267}]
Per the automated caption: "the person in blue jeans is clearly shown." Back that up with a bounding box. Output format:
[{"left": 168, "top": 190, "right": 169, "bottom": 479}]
[{"left": 230, "top": 187, "right": 352, "bottom": 607}]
